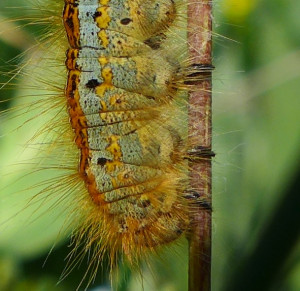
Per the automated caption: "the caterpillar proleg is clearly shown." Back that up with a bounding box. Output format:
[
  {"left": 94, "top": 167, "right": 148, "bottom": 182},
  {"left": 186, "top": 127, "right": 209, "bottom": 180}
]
[{"left": 0, "top": 0, "right": 212, "bottom": 289}]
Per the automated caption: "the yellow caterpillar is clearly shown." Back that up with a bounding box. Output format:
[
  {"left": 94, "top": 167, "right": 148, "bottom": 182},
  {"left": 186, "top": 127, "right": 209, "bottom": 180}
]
[{"left": 0, "top": 0, "right": 209, "bottom": 289}]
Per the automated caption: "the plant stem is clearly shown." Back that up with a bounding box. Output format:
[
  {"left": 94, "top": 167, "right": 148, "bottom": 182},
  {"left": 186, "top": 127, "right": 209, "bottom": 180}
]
[{"left": 187, "top": 1, "right": 213, "bottom": 291}]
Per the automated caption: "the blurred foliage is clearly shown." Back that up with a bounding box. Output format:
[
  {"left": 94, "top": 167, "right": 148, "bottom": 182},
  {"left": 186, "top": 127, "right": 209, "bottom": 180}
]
[
  {"left": 0, "top": 0, "right": 300, "bottom": 290},
  {"left": 213, "top": 0, "right": 300, "bottom": 290}
]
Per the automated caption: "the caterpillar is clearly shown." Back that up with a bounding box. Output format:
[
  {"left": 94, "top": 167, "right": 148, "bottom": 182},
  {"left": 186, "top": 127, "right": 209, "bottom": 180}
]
[{"left": 0, "top": 0, "right": 211, "bottom": 289}]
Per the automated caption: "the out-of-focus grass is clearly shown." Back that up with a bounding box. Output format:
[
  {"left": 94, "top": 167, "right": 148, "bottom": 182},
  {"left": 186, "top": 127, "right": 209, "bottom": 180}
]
[
  {"left": 213, "top": 0, "right": 300, "bottom": 290},
  {"left": 0, "top": 0, "right": 300, "bottom": 290}
]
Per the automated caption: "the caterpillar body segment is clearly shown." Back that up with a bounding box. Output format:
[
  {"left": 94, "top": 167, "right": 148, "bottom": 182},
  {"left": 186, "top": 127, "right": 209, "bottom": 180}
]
[{"left": 63, "top": 0, "right": 191, "bottom": 258}]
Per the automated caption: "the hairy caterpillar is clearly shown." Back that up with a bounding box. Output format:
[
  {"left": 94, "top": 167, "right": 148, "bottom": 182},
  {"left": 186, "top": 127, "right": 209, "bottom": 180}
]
[{"left": 0, "top": 0, "right": 211, "bottom": 289}]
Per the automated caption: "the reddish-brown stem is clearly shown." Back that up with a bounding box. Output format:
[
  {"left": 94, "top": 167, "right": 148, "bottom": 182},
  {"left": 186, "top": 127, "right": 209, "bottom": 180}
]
[{"left": 187, "top": 1, "right": 213, "bottom": 291}]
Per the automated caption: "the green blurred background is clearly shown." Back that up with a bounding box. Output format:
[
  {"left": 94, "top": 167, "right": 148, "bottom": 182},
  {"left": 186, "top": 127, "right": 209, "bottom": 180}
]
[{"left": 1, "top": 0, "right": 300, "bottom": 290}]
